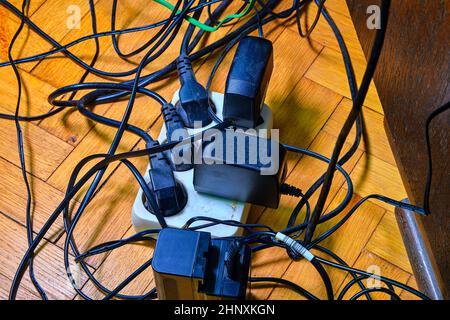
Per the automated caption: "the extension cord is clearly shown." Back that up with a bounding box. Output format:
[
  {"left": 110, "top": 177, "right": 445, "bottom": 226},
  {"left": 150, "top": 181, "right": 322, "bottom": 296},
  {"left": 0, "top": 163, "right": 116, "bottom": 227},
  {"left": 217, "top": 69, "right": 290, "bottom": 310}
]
[{"left": 132, "top": 90, "right": 273, "bottom": 237}]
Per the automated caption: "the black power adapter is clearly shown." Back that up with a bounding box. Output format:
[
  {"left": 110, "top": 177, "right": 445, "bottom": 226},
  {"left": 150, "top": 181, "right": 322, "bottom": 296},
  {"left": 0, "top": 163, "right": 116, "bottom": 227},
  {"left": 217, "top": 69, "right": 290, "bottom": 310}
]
[
  {"left": 193, "top": 130, "right": 287, "bottom": 209},
  {"left": 223, "top": 36, "right": 273, "bottom": 128},
  {"left": 152, "top": 228, "right": 251, "bottom": 300}
]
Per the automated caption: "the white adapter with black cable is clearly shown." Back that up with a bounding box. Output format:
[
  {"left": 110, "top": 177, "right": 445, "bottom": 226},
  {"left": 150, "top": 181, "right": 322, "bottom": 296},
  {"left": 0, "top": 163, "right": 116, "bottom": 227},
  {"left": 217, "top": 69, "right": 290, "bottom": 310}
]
[{"left": 132, "top": 90, "right": 273, "bottom": 238}]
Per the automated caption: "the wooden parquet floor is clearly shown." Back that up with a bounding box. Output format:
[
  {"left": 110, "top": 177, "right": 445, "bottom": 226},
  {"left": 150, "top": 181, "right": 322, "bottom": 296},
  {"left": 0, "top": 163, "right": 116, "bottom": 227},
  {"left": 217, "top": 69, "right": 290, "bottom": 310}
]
[{"left": 0, "top": 0, "right": 419, "bottom": 299}]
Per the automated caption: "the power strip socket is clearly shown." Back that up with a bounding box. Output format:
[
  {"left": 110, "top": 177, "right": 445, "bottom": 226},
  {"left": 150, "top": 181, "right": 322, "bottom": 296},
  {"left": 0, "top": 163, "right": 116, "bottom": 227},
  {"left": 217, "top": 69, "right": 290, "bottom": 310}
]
[{"left": 132, "top": 90, "right": 273, "bottom": 237}]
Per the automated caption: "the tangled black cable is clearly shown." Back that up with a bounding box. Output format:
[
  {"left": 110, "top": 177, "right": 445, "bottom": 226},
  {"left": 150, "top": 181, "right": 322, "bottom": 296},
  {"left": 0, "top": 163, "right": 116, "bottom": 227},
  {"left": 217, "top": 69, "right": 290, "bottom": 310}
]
[{"left": 0, "top": 0, "right": 437, "bottom": 301}]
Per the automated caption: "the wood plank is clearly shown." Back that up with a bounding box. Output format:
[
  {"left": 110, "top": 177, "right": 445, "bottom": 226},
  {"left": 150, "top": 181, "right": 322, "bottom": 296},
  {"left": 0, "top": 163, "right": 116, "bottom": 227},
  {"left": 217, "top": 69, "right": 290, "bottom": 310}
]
[
  {"left": 253, "top": 129, "right": 362, "bottom": 230},
  {"left": 7, "top": 0, "right": 47, "bottom": 16},
  {"left": 0, "top": 106, "right": 73, "bottom": 181},
  {"left": 45, "top": 4, "right": 246, "bottom": 191},
  {"left": 31, "top": 0, "right": 115, "bottom": 88},
  {"left": 78, "top": 227, "right": 156, "bottom": 300},
  {"left": 336, "top": 249, "right": 410, "bottom": 300},
  {"left": 247, "top": 80, "right": 346, "bottom": 226},
  {"left": 0, "top": 13, "right": 49, "bottom": 72},
  {"left": 55, "top": 123, "right": 162, "bottom": 268},
  {"left": 249, "top": 246, "right": 299, "bottom": 300},
  {"left": 50, "top": 6, "right": 251, "bottom": 260},
  {"left": 285, "top": 3, "right": 360, "bottom": 55},
  {"left": 46, "top": 96, "right": 160, "bottom": 193},
  {"left": 324, "top": 0, "right": 351, "bottom": 17},
  {"left": 0, "top": 271, "right": 39, "bottom": 300},
  {"left": 322, "top": 97, "right": 396, "bottom": 165},
  {"left": 35, "top": 0, "right": 171, "bottom": 145},
  {"left": 37, "top": 0, "right": 223, "bottom": 148},
  {"left": 267, "top": 190, "right": 385, "bottom": 300},
  {"left": 350, "top": 152, "right": 407, "bottom": 212},
  {"left": 267, "top": 0, "right": 350, "bottom": 19},
  {"left": 366, "top": 210, "right": 413, "bottom": 273},
  {"left": 2, "top": 0, "right": 100, "bottom": 72},
  {"left": 265, "top": 28, "right": 324, "bottom": 109},
  {"left": 52, "top": 10, "right": 253, "bottom": 270},
  {"left": 305, "top": 46, "right": 383, "bottom": 114},
  {"left": 272, "top": 78, "right": 342, "bottom": 149},
  {"left": 250, "top": 131, "right": 364, "bottom": 300},
  {"left": 0, "top": 1, "right": 418, "bottom": 301},
  {"left": 0, "top": 212, "right": 89, "bottom": 300},
  {"left": 33, "top": 0, "right": 178, "bottom": 87},
  {"left": 347, "top": 0, "right": 450, "bottom": 291},
  {"left": 0, "top": 67, "right": 56, "bottom": 116},
  {"left": 0, "top": 157, "right": 72, "bottom": 242},
  {"left": 399, "top": 276, "right": 421, "bottom": 301}
]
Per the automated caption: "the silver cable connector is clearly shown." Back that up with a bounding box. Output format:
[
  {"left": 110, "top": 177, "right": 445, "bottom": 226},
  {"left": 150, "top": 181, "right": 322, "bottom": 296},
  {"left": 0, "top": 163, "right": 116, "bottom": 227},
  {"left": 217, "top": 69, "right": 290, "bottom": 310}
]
[{"left": 275, "top": 232, "right": 315, "bottom": 261}]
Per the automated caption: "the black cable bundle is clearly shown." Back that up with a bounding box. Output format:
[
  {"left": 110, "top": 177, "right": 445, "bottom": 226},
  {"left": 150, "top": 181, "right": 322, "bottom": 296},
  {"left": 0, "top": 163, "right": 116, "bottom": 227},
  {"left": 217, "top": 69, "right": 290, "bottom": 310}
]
[{"left": 0, "top": 0, "right": 441, "bottom": 301}]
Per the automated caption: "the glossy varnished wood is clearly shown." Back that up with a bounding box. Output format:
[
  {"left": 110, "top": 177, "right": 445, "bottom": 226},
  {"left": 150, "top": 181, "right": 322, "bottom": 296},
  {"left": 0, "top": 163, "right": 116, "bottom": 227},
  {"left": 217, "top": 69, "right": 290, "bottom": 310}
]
[
  {"left": 347, "top": 0, "right": 449, "bottom": 297},
  {"left": 0, "top": 0, "right": 417, "bottom": 300}
]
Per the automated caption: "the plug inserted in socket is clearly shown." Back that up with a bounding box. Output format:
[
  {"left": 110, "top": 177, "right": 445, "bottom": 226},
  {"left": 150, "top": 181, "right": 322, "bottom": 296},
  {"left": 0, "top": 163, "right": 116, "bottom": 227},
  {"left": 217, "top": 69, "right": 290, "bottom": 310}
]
[{"left": 132, "top": 90, "right": 273, "bottom": 237}]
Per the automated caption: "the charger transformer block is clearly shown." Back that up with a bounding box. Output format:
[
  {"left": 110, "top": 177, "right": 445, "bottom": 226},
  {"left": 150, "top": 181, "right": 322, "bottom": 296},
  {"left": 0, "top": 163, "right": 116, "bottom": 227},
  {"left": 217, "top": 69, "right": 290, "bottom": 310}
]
[
  {"left": 152, "top": 228, "right": 251, "bottom": 300},
  {"left": 194, "top": 132, "right": 287, "bottom": 209},
  {"left": 223, "top": 36, "right": 274, "bottom": 128},
  {"left": 132, "top": 91, "right": 273, "bottom": 238}
]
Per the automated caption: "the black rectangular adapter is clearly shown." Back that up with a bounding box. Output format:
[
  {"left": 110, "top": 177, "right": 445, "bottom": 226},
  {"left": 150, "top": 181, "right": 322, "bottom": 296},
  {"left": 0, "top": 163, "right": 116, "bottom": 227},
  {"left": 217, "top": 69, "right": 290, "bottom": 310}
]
[
  {"left": 193, "top": 130, "right": 287, "bottom": 209},
  {"left": 152, "top": 228, "right": 251, "bottom": 300},
  {"left": 223, "top": 36, "right": 273, "bottom": 128}
]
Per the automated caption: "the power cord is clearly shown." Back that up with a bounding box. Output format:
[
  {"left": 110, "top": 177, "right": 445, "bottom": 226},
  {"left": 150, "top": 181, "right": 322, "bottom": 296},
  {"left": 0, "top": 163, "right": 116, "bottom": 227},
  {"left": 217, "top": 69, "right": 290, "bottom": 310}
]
[
  {"left": 304, "top": 0, "right": 391, "bottom": 244},
  {"left": 7, "top": 0, "right": 48, "bottom": 300},
  {"left": 0, "top": 0, "right": 438, "bottom": 301}
]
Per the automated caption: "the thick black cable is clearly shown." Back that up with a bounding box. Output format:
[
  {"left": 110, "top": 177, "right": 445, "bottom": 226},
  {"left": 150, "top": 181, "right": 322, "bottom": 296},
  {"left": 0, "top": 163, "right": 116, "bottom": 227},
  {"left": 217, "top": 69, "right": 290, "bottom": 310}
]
[
  {"left": 75, "top": 230, "right": 158, "bottom": 262},
  {"left": 9, "top": 120, "right": 231, "bottom": 299},
  {"left": 102, "top": 259, "right": 154, "bottom": 300},
  {"left": 0, "top": 0, "right": 216, "bottom": 68},
  {"left": 315, "top": 256, "right": 430, "bottom": 300},
  {"left": 0, "top": 0, "right": 187, "bottom": 78},
  {"left": 287, "top": 0, "right": 362, "bottom": 228},
  {"left": 0, "top": 0, "right": 280, "bottom": 106},
  {"left": 250, "top": 277, "right": 319, "bottom": 300},
  {"left": 6, "top": 0, "right": 278, "bottom": 300},
  {"left": 38, "top": 1, "right": 188, "bottom": 297},
  {"left": 55, "top": 0, "right": 282, "bottom": 105},
  {"left": 62, "top": 160, "right": 161, "bottom": 301},
  {"left": 311, "top": 258, "right": 334, "bottom": 300},
  {"left": 304, "top": 0, "right": 391, "bottom": 244},
  {"left": 60, "top": 9, "right": 189, "bottom": 298},
  {"left": 423, "top": 101, "right": 449, "bottom": 215},
  {"left": 7, "top": 0, "right": 48, "bottom": 300},
  {"left": 295, "top": 0, "right": 325, "bottom": 38},
  {"left": 5, "top": 0, "right": 431, "bottom": 301},
  {"left": 337, "top": 275, "right": 396, "bottom": 300},
  {"left": 313, "top": 245, "right": 372, "bottom": 300},
  {"left": 181, "top": 0, "right": 206, "bottom": 56},
  {"left": 112, "top": 0, "right": 226, "bottom": 60},
  {"left": 349, "top": 287, "right": 400, "bottom": 300}
]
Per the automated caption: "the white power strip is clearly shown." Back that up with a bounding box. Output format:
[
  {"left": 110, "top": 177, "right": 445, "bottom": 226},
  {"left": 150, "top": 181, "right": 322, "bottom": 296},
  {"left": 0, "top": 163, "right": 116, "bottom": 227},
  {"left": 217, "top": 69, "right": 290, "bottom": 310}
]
[{"left": 132, "top": 90, "right": 273, "bottom": 237}]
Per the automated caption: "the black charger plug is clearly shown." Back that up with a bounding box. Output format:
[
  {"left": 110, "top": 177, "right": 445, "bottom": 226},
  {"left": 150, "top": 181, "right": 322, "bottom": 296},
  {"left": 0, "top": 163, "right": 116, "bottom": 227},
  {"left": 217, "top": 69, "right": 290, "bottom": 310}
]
[
  {"left": 176, "top": 54, "right": 212, "bottom": 128},
  {"left": 223, "top": 36, "right": 273, "bottom": 128},
  {"left": 161, "top": 103, "right": 193, "bottom": 171},
  {"left": 145, "top": 141, "right": 187, "bottom": 217}
]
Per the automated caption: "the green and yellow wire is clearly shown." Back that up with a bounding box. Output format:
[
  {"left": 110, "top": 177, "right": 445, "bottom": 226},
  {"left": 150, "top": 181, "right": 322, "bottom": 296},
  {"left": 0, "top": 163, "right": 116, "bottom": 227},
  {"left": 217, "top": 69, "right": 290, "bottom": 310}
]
[{"left": 152, "top": 0, "right": 256, "bottom": 32}]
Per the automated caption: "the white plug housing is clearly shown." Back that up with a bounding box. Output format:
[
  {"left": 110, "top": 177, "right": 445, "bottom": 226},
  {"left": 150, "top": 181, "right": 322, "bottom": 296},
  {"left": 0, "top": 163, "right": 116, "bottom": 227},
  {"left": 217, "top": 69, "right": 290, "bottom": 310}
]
[{"left": 132, "top": 91, "right": 273, "bottom": 237}]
